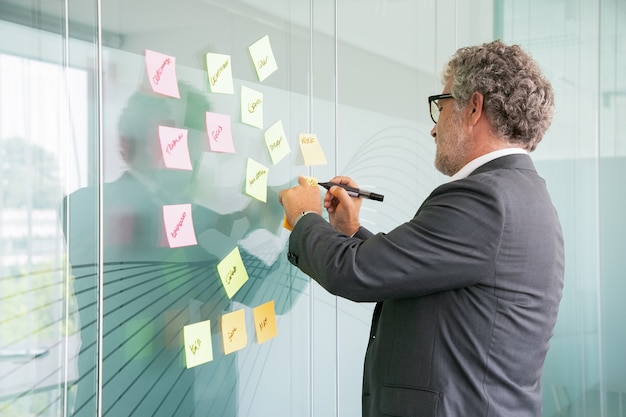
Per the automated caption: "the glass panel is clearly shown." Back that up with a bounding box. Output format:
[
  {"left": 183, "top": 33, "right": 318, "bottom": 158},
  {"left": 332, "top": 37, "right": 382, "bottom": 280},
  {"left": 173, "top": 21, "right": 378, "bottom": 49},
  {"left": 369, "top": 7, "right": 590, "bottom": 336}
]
[
  {"left": 599, "top": 1, "right": 626, "bottom": 416},
  {"left": 332, "top": 2, "right": 494, "bottom": 415},
  {"left": 88, "top": 1, "right": 313, "bottom": 416},
  {"left": 497, "top": 0, "right": 604, "bottom": 414},
  {"left": 497, "top": 0, "right": 626, "bottom": 416},
  {"left": 0, "top": 4, "right": 90, "bottom": 417},
  {"left": 2, "top": 1, "right": 625, "bottom": 416}
]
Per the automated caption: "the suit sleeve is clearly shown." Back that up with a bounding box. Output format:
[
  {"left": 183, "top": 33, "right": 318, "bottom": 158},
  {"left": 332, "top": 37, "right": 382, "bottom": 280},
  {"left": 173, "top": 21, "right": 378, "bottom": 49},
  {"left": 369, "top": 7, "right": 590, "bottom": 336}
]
[{"left": 287, "top": 179, "right": 503, "bottom": 302}]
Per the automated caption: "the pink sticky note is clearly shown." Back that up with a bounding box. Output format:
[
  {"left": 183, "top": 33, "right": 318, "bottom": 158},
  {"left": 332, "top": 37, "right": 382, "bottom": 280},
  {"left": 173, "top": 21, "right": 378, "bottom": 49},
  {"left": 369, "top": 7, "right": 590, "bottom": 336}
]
[
  {"left": 206, "top": 112, "right": 235, "bottom": 153},
  {"left": 163, "top": 204, "right": 198, "bottom": 248},
  {"left": 145, "top": 49, "right": 180, "bottom": 98},
  {"left": 158, "top": 126, "right": 192, "bottom": 170}
]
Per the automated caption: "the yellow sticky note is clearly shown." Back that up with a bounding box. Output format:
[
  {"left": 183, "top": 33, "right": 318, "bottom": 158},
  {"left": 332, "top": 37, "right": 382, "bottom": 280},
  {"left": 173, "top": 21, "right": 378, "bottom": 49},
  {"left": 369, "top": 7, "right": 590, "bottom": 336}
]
[
  {"left": 245, "top": 158, "right": 269, "bottom": 203},
  {"left": 253, "top": 300, "right": 278, "bottom": 344},
  {"left": 241, "top": 85, "right": 263, "bottom": 129},
  {"left": 206, "top": 52, "right": 234, "bottom": 94},
  {"left": 221, "top": 309, "right": 248, "bottom": 355},
  {"left": 217, "top": 247, "right": 249, "bottom": 299},
  {"left": 248, "top": 35, "right": 278, "bottom": 82},
  {"left": 264, "top": 120, "right": 290, "bottom": 164},
  {"left": 299, "top": 133, "right": 327, "bottom": 166},
  {"left": 183, "top": 320, "right": 213, "bottom": 368}
]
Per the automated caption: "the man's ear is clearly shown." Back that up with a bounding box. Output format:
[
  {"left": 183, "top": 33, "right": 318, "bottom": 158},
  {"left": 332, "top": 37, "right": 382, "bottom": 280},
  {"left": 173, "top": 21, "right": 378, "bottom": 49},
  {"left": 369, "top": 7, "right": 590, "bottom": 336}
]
[{"left": 468, "top": 91, "right": 484, "bottom": 126}]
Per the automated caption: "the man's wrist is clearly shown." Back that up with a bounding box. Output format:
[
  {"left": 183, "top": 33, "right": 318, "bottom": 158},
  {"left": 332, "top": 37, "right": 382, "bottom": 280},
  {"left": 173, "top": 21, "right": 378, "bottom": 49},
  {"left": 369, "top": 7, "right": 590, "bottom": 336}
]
[{"left": 293, "top": 210, "right": 317, "bottom": 227}]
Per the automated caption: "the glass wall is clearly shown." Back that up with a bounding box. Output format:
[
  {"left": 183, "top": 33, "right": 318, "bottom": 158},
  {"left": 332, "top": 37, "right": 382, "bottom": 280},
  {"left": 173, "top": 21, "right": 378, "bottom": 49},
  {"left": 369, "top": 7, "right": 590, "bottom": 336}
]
[{"left": 0, "top": 0, "right": 623, "bottom": 416}]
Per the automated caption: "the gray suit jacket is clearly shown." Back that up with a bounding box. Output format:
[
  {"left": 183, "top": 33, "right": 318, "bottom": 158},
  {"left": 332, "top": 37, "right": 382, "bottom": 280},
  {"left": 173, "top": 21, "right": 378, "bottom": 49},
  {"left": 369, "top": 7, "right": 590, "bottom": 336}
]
[{"left": 287, "top": 154, "right": 564, "bottom": 417}]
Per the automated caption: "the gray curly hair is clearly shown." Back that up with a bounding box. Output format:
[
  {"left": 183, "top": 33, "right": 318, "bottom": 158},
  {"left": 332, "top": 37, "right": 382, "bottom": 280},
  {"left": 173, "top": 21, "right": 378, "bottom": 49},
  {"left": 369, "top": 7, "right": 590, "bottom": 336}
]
[{"left": 443, "top": 40, "right": 554, "bottom": 151}]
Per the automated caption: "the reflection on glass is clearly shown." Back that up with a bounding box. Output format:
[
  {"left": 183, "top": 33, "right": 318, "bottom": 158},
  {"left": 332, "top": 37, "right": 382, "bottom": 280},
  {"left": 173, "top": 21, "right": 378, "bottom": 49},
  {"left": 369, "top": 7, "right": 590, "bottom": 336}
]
[{"left": 61, "top": 83, "right": 303, "bottom": 416}]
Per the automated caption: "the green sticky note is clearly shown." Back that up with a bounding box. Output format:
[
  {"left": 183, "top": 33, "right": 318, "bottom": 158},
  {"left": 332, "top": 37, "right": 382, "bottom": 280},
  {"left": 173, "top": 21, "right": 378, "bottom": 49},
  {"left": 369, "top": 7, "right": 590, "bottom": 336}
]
[
  {"left": 248, "top": 35, "right": 278, "bottom": 82},
  {"left": 264, "top": 120, "right": 290, "bottom": 164},
  {"left": 241, "top": 85, "right": 263, "bottom": 129},
  {"left": 206, "top": 52, "right": 234, "bottom": 94},
  {"left": 245, "top": 158, "right": 268, "bottom": 203},
  {"left": 217, "top": 247, "right": 249, "bottom": 299},
  {"left": 183, "top": 319, "right": 213, "bottom": 368}
]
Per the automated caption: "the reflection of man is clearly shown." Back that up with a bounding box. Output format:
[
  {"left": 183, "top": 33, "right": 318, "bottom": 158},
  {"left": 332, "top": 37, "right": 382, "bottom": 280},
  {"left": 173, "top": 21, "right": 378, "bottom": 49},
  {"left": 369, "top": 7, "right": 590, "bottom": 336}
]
[
  {"left": 279, "top": 40, "right": 564, "bottom": 416},
  {"left": 61, "top": 84, "right": 300, "bottom": 416}
]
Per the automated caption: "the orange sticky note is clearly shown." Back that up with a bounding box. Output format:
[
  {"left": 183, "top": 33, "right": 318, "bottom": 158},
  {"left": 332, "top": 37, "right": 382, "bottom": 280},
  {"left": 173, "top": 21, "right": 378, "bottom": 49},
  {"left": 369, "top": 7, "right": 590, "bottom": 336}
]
[
  {"left": 253, "top": 300, "right": 277, "bottom": 344},
  {"left": 298, "top": 133, "right": 327, "bottom": 166},
  {"left": 282, "top": 216, "right": 293, "bottom": 231},
  {"left": 221, "top": 309, "right": 248, "bottom": 355}
]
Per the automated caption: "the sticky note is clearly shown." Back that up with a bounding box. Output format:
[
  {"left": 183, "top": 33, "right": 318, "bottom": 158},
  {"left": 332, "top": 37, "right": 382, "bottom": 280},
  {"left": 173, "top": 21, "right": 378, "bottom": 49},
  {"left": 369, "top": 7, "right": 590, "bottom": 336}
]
[
  {"left": 253, "top": 300, "right": 277, "bottom": 344},
  {"left": 299, "top": 133, "right": 327, "bottom": 166},
  {"left": 145, "top": 50, "right": 180, "bottom": 98},
  {"left": 248, "top": 35, "right": 278, "bottom": 82},
  {"left": 206, "top": 53, "right": 234, "bottom": 94},
  {"left": 183, "top": 320, "right": 213, "bottom": 368},
  {"left": 217, "top": 247, "right": 249, "bottom": 299},
  {"left": 264, "top": 120, "right": 290, "bottom": 164},
  {"left": 221, "top": 309, "right": 248, "bottom": 355},
  {"left": 158, "top": 126, "right": 192, "bottom": 170},
  {"left": 206, "top": 112, "right": 235, "bottom": 153},
  {"left": 245, "top": 158, "right": 268, "bottom": 203},
  {"left": 240, "top": 86, "right": 264, "bottom": 129},
  {"left": 163, "top": 204, "right": 198, "bottom": 248}
]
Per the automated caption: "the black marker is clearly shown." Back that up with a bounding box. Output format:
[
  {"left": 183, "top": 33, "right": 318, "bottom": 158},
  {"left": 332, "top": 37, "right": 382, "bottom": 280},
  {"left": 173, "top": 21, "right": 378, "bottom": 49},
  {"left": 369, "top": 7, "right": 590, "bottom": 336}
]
[{"left": 318, "top": 181, "right": 384, "bottom": 202}]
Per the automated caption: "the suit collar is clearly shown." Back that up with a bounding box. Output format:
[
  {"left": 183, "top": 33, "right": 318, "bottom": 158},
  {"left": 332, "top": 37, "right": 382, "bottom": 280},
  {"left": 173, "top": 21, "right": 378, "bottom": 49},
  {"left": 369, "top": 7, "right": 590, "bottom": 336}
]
[
  {"left": 450, "top": 148, "right": 528, "bottom": 181},
  {"left": 470, "top": 152, "right": 536, "bottom": 176}
]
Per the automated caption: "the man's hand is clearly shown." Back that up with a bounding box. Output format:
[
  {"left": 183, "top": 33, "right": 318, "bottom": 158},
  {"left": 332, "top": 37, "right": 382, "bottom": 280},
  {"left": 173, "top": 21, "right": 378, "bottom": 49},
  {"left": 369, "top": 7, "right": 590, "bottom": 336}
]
[
  {"left": 323, "top": 176, "right": 362, "bottom": 236},
  {"left": 278, "top": 176, "right": 322, "bottom": 227}
]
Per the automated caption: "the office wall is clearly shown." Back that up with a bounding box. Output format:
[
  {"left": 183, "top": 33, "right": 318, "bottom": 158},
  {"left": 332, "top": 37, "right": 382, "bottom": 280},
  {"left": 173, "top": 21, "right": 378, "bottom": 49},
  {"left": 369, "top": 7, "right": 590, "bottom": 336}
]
[{"left": 0, "top": 1, "right": 624, "bottom": 416}]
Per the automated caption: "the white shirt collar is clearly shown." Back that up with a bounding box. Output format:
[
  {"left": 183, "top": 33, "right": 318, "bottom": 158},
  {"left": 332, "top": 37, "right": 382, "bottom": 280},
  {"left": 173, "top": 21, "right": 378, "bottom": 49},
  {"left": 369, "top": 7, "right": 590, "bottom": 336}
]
[{"left": 449, "top": 148, "right": 528, "bottom": 182}]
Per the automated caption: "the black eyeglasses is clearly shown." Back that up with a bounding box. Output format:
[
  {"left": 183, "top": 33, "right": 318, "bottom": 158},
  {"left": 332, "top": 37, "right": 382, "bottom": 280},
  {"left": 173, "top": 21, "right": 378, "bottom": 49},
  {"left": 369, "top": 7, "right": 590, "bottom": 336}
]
[{"left": 428, "top": 93, "right": 454, "bottom": 124}]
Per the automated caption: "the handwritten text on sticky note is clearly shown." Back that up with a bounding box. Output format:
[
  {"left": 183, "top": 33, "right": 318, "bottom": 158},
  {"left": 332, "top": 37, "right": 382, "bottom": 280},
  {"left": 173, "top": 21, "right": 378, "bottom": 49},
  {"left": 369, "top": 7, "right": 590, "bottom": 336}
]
[
  {"left": 183, "top": 320, "right": 213, "bottom": 368},
  {"left": 145, "top": 49, "right": 180, "bottom": 98},
  {"left": 253, "top": 300, "right": 278, "bottom": 344},
  {"left": 206, "top": 112, "right": 235, "bottom": 153},
  {"left": 245, "top": 158, "right": 268, "bottom": 203},
  {"left": 206, "top": 53, "right": 234, "bottom": 94},
  {"left": 163, "top": 204, "right": 197, "bottom": 248},
  {"left": 221, "top": 309, "right": 248, "bottom": 355},
  {"left": 248, "top": 35, "right": 278, "bottom": 82},
  {"left": 264, "top": 120, "right": 290, "bottom": 164},
  {"left": 159, "top": 126, "right": 192, "bottom": 170},
  {"left": 299, "top": 133, "right": 327, "bottom": 166},
  {"left": 240, "top": 85, "right": 263, "bottom": 129},
  {"left": 217, "top": 247, "right": 249, "bottom": 299}
]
